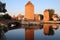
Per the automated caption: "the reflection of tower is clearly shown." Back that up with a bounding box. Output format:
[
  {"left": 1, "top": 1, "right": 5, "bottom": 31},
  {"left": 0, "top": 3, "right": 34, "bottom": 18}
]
[
  {"left": 24, "top": 1, "right": 34, "bottom": 20},
  {"left": 25, "top": 29, "right": 34, "bottom": 40},
  {"left": 43, "top": 24, "right": 54, "bottom": 35},
  {"left": 43, "top": 24, "right": 50, "bottom": 35}
]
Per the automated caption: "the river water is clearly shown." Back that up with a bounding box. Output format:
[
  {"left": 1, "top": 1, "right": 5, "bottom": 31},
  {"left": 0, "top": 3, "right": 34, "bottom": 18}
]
[{"left": 5, "top": 24, "right": 60, "bottom": 40}]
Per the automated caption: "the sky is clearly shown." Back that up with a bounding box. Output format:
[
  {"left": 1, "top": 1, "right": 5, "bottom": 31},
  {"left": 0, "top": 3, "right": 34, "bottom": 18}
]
[{"left": 0, "top": 0, "right": 60, "bottom": 16}]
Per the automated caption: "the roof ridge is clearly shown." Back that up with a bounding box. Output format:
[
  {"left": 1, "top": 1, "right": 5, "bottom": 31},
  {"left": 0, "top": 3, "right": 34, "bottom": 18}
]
[{"left": 25, "top": 1, "right": 33, "bottom": 6}]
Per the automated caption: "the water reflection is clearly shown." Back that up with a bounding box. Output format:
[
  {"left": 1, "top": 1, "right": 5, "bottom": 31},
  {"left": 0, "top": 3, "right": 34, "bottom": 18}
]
[
  {"left": 25, "top": 28, "right": 34, "bottom": 40},
  {"left": 4, "top": 24, "right": 60, "bottom": 40},
  {"left": 43, "top": 24, "right": 54, "bottom": 35},
  {"left": 0, "top": 29, "right": 7, "bottom": 40},
  {"left": 52, "top": 24, "right": 59, "bottom": 30}
]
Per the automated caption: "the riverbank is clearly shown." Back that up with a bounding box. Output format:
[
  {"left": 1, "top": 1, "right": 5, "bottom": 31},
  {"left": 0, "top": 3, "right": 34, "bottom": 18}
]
[{"left": 21, "top": 21, "right": 60, "bottom": 25}]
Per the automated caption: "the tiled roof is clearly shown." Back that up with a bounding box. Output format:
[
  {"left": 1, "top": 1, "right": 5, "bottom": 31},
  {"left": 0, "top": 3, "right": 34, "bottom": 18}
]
[{"left": 25, "top": 1, "right": 33, "bottom": 6}]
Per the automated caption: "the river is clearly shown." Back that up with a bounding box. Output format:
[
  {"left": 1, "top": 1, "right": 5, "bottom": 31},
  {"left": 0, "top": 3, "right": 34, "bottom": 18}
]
[{"left": 5, "top": 24, "right": 60, "bottom": 40}]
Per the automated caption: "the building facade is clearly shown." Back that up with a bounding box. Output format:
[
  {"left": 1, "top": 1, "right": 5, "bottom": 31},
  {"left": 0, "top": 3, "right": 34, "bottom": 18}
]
[
  {"left": 44, "top": 9, "right": 54, "bottom": 21},
  {"left": 44, "top": 9, "right": 50, "bottom": 21},
  {"left": 24, "top": 1, "right": 34, "bottom": 20}
]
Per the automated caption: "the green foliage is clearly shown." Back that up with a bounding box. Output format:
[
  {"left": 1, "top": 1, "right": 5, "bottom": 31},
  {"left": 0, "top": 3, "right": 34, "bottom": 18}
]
[
  {"left": 3, "top": 14, "right": 11, "bottom": 19},
  {"left": 39, "top": 14, "right": 43, "bottom": 20},
  {"left": 48, "top": 9, "right": 55, "bottom": 20},
  {"left": 0, "top": 13, "right": 11, "bottom": 20},
  {"left": 0, "top": 1, "right": 7, "bottom": 13},
  {"left": 48, "top": 9, "right": 54, "bottom": 15}
]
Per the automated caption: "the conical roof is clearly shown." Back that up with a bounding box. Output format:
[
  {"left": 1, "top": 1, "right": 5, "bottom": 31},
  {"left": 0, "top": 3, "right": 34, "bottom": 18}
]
[{"left": 25, "top": 1, "right": 33, "bottom": 6}]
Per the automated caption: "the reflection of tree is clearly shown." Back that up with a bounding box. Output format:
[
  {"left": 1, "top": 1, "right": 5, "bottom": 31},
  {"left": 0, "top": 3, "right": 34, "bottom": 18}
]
[
  {"left": 39, "top": 25, "right": 43, "bottom": 29},
  {"left": 7, "top": 22, "right": 21, "bottom": 29},
  {"left": 0, "top": 29, "right": 7, "bottom": 40},
  {"left": 48, "top": 26, "right": 54, "bottom": 35},
  {"left": 43, "top": 24, "right": 54, "bottom": 36},
  {"left": 3, "top": 27, "right": 8, "bottom": 33},
  {"left": 2, "top": 22, "right": 21, "bottom": 33},
  {"left": 0, "top": 14, "right": 12, "bottom": 20}
]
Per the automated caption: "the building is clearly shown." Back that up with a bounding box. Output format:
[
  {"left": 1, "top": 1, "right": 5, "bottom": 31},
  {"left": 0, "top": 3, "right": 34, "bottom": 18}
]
[
  {"left": 35, "top": 14, "right": 40, "bottom": 21},
  {"left": 44, "top": 9, "right": 54, "bottom": 21},
  {"left": 24, "top": 1, "right": 34, "bottom": 20},
  {"left": 35, "top": 14, "right": 43, "bottom": 21},
  {"left": 17, "top": 14, "right": 22, "bottom": 20},
  {"left": 12, "top": 15, "right": 16, "bottom": 19},
  {"left": 52, "top": 14, "right": 59, "bottom": 21},
  {"left": 44, "top": 9, "right": 50, "bottom": 21}
]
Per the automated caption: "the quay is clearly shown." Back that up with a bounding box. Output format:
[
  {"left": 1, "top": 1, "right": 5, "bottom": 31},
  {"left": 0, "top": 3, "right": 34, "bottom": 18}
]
[
  {"left": 0, "top": 20, "right": 60, "bottom": 27},
  {"left": 21, "top": 21, "right": 60, "bottom": 25},
  {"left": 40, "top": 21, "right": 60, "bottom": 24}
]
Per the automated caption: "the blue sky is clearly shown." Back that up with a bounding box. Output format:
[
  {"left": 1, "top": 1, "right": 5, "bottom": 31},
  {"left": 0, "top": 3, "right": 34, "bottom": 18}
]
[{"left": 0, "top": 0, "right": 60, "bottom": 16}]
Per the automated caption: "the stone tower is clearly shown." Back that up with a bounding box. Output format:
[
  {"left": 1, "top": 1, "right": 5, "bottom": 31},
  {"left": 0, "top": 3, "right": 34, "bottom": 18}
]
[
  {"left": 35, "top": 14, "right": 40, "bottom": 21},
  {"left": 44, "top": 9, "right": 54, "bottom": 21},
  {"left": 24, "top": 1, "right": 34, "bottom": 20},
  {"left": 44, "top": 9, "right": 50, "bottom": 21}
]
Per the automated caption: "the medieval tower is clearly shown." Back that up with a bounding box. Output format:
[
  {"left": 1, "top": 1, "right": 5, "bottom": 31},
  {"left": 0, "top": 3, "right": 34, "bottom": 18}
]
[{"left": 24, "top": 1, "right": 34, "bottom": 20}]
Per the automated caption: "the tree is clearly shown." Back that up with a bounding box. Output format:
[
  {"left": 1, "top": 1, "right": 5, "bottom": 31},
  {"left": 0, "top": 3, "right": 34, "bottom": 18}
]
[
  {"left": 48, "top": 9, "right": 55, "bottom": 20},
  {"left": 0, "top": 1, "right": 7, "bottom": 13},
  {"left": 39, "top": 14, "right": 43, "bottom": 20},
  {"left": 3, "top": 14, "right": 11, "bottom": 19}
]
